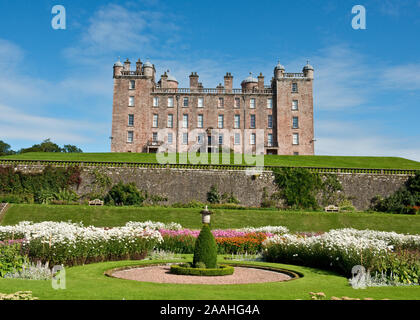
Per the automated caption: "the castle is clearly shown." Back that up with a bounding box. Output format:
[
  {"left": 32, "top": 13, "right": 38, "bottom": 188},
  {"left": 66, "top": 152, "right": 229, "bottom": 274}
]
[{"left": 111, "top": 59, "right": 314, "bottom": 155}]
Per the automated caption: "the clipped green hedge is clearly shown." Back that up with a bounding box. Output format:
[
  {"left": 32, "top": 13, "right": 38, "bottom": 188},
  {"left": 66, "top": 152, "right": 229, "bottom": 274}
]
[{"left": 170, "top": 264, "right": 234, "bottom": 276}]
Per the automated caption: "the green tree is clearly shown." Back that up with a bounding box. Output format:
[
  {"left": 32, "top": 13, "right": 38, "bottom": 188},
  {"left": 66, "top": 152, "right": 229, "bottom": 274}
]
[
  {"left": 192, "top": 224, "right": 218, "bottom": 268},
  {"left": 63, "top": 145, "right": 83, "bottom": 153},
  {"left": 0, "top": 140, "right": 15, "bottom": 156}
]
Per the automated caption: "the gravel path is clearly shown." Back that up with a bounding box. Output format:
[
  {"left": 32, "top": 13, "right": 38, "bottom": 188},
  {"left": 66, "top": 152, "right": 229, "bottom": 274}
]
[{"left": 111, "top": 265, "right": 292, "bottom": 285}]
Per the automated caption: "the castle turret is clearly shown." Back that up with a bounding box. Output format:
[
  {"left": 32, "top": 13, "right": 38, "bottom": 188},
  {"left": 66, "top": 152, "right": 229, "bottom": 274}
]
[
  {"left": 303, "top": 61, "right": 314, "bottom": 79},
  {"left": 143, "top": 60, "right": 154, "bottom": 78},
  {"left": 113, "top": 59, "right": 123, "bottom": 77},
  {"left": 274, "top": 61, "right": 285, "bottom": 79},
  {"left": 241, "top": 73, "right": 258, "bottom": 91},
  {"left": 166, "top": 71, "right": 178, "bottom": 89}
]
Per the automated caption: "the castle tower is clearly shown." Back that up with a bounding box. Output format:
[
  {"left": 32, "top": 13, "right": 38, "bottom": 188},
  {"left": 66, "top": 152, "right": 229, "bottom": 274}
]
[
  {"left": 303, "top": 61, "right": 314, "bottom": 79},
  {"left": 274, "top": 61, "right": 285, "bottom": 79},
  {"left": 113, "top": 59, "right": 123, "bottom": 77}
]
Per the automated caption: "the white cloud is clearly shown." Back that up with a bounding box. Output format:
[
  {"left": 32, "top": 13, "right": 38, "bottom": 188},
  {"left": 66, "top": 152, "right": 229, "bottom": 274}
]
[
  {"left": 315, "top": 120, "right": 420, "bottom": 161},
  {"left": 381, "top": 63, "right": 420, "bottom": 91},
  {"left": 0, "top": 104, "right": 108, "bottom": 144}
]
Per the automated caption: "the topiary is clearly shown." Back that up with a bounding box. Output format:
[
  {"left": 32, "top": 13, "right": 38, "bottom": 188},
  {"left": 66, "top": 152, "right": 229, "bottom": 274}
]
[{"left": 193, "top": 224, "right": 217, "bottom": 268}]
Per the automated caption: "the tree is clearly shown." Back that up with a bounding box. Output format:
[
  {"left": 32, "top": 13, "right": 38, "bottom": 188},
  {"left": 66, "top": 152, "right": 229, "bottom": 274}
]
[
  {"left": 17, "top": 139, "right": 82, "bottom": 154},
  {"left": 0, "top": 140, "right": 15, "bottom": 156},
  {"left": 63, "top": 145, "right": 83, "bottom": 153}
]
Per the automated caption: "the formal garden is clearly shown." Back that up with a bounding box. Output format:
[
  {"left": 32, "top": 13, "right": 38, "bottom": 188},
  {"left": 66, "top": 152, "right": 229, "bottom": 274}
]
[{"left": 0, "top": 156, "right": 419, "bottom": 300}]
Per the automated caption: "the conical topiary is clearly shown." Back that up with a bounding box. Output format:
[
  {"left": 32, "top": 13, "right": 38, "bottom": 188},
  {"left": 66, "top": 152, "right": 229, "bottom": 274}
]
[{"left": 193, "top": 224, "right": 217, "bottom": 268}]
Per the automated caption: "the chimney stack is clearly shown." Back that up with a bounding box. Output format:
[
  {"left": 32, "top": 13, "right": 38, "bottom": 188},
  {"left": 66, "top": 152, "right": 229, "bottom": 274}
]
[
  {"left": 189, "top": 72, "right": 199, "bottom": 90},
  {"left": 224, "top": 72, "right": 233, "bottom": 91},
  {"left": 257, "top": 72, "right": 264, "bottom": 90}
]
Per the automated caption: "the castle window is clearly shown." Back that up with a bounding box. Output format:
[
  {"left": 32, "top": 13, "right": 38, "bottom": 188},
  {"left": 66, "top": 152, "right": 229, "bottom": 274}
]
[
  {"left": 167, "top": 114, "right": 173, "bottom": 128},
  {"left": 153, "top": 114, "right": 158, "bottom": 128},
  {"left": 218, "top": 134, "right": 223, "bottom": 145},
  {"left": 128, "top": 114, "right": 134, "bottom": 126},
  {"left": 183, "top": 114, "right": 188, "bottom": 128},
  {"left": 198, "top": 97, "right": 204, "bottom": 108},
  {"left": 250, "top": 98, "right": 256, "bottom": 109},
  {"left": 234, "top": 133, "right": 240, "bottom": 145},
  {"left": 234, "top": 98, "right": 240, "bottom": 108},
  {"left": 183, "top": 97, "right": 189, "bottom": 107},
  {"left": 168, "top": 133, "right": 173, "bottom": 145},
  {"left": 197, "top": 114, "right": 203, "bottom": 128},
  {"left": 292, "top": 83, "right": 298, "bottom": 93},
  {"left": 153, "top": 97, "right": 159, "bottom": 107},
  {"left": 234, "top": 114, "right": 240, "bottom": 129},
  {"left": 250, "top": 133, "right": 256, "bottom": 145},
  {"left": 127, "top": 131, "right": 133, "bottom": 143},
  {"left": 218, "top": 115, "right": 224, "bottom": 129},
  {"left": 129, "top": 96, "right": 134, "bottom": 107},
  {"left": 292, "top": 117, "right": 299, "bottom": 129},
  {"left": 129, "top": 80, "right": 135, "bottom": 90},
  {"left": 267, "top": 98, "right": 272, "bottom": 109},
  {"left": 152, "top": 132, "right": 158, "bottom": 142},
  {"left": 268, "top": 134, "right": 273, "bottom": 146},
  {"left": 250, "top": 115, "right": 256, "bottom": 129},
  {"left": 292, "top": 100, "right": 298, "bottom": 110},
  {"left": 218, "top": 97, "right": 224, "bottom": 108},
  {"left": 292, "top": 133, "right": 299, "bottom": 145},
  {"left": 268, "top": 115, "right": 273, "bottom": 128},
  {"left": 294, "top": 152, "right": 299, "bottom": 155},
  {"left": 198, "top": 133, "right": 204, "bottom": 144},
  {"left": 182, "top": 133, "right": 188, "bottom": 145},
  {"left": 168, "top": 97, "right": 174, "bottom": 107}
]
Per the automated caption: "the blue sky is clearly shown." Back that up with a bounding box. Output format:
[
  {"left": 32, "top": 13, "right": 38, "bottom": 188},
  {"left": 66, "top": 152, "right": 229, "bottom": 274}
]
[{"left": 0, "top": 0, "right": 419, "bottom": 160}]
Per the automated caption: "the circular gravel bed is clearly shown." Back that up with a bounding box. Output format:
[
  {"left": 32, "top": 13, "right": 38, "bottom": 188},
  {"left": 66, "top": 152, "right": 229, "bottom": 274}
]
[{"left": 110, "top": 264, "right": 294, "bottom": 285}]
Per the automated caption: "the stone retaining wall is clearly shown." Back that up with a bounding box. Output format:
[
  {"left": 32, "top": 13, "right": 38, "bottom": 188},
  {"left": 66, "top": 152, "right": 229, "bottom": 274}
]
[{"left": 1, "top": 164, "right": 412, "bottom": 210}]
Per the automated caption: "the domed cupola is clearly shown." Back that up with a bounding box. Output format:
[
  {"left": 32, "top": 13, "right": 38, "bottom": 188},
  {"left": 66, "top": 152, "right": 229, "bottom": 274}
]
[
  {"left": 302, "top": 60, "right": 314, "bottom": 79},
  {"left": 241, "top": 72, "right": 259, "bottom": 91}
]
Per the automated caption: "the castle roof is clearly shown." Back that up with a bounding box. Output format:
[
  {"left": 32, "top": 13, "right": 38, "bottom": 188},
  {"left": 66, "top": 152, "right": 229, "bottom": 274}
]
[
  {"left": 274, "top": 61, "right": 285, "bottom": 70},
  {"left": 114, "top": 60, "right": 123, "bottom": 67},
  {"left": 242, "top": 73, "right": 258, "bottom": 84},
  {"left": 303, "top": 61, "right": 314, "bottom": 71},
  {"left": 166, "top": 73, "right": 178, "bottom": 82},
  {"left": 143, "top": 61, "right": 153, "bottom": 68}
]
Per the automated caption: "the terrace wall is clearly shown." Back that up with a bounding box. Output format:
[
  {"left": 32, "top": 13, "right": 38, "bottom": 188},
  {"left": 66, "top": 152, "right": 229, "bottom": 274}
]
[{"left": 0, "top": 163, "right": 410, "bottom": 210}]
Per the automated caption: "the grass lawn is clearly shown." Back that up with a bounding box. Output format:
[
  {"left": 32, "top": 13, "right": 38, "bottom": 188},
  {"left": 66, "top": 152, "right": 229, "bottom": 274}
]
[
  {"left": 1, "top": 152, "right": 419, "bottom": 169},
  {"left": 0, "top": 257, "right": 418, "bottom": 300},
  {"left": 2, "top": 204, "right": 420, "bottom": 234}
]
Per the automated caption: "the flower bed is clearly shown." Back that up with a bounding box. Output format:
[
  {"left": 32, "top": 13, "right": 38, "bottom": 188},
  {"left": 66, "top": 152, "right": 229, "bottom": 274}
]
[
  {"left": 0, "top": 221, "right": 164, "bottom": 266},
  {"left": 156, "top": 228, "right": 286, "bottom": 254},
  {"left": 262, "top": 228, "right": 420, "bottom": 284}
]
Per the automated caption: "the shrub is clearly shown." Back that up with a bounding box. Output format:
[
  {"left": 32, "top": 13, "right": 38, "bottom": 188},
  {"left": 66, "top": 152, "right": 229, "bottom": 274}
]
[
  {"left": 0, "top": 194, "right": 34, "bottom": 204},
  {"left": 207, "top": 185, "right": 221, "bottom": 204},
  {"left": 193, "top": 224, "right": 217, "bottom": 268},
  {"left": 221, "top": 192, "right": 240, "bottom": 204},
  {"left": 0, "top": 243, "right": 26, "bottom": 278},
  {"left": 372, "top": 173, "right": 420, "bottom": 214},
  {"left": 0, "top": 165, "right": 81, "bottom": 204},
  {"left": 104, "top": 182, "right": 146, "bottom": 206},
  {"left": 272, "top": 167, "right": 322, "bottom": 210},
  {"left": 170, "top": 264, "right": 234, "bottom": 276},
  {"left": 321, "top": 174, "right": 344, "bottom": 206}
]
